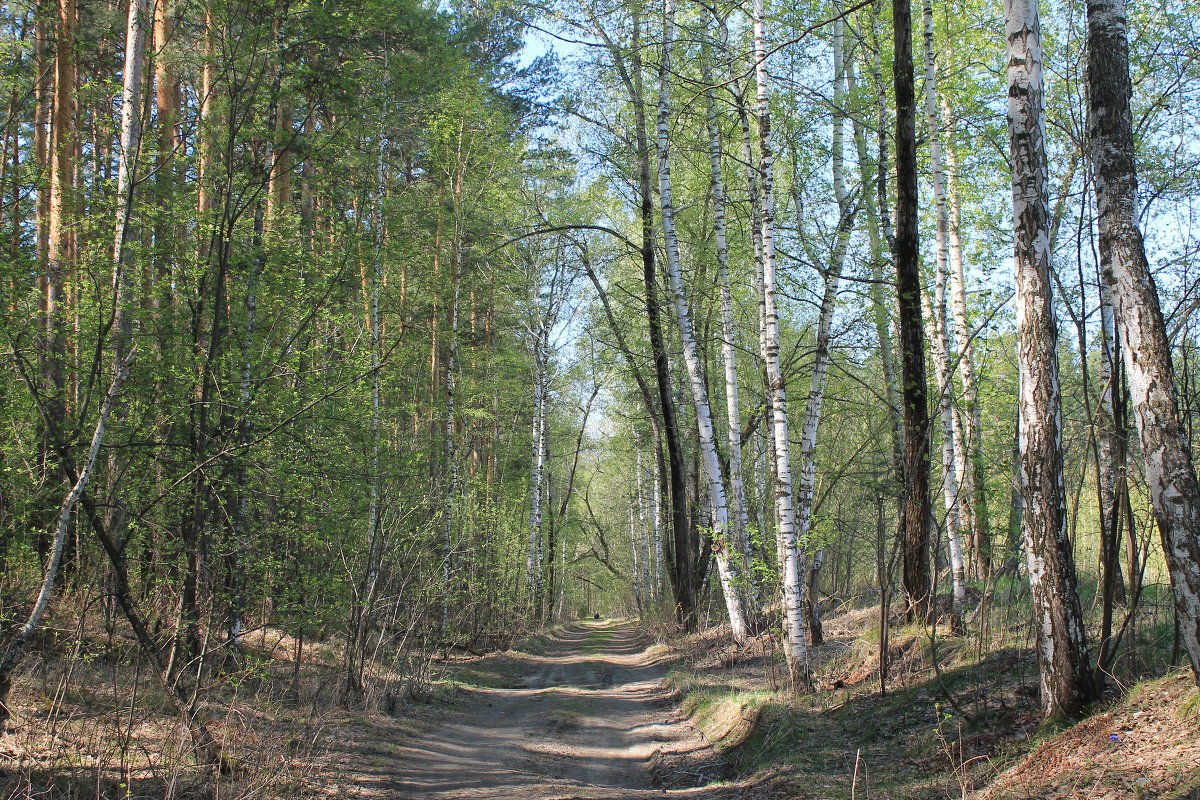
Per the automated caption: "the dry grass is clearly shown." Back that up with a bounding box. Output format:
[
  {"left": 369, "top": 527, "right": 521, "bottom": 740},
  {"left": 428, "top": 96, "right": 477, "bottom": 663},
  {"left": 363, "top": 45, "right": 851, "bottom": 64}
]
[{"left": 0, "top": 606, "right": 454, "bottom": 799}]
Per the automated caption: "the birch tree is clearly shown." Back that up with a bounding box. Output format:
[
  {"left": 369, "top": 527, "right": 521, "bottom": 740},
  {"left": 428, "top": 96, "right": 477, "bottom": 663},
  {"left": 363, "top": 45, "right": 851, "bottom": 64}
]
[
  {"left": 941, "top": 105, "right": 989, "bottom": 575},
  {"left": 793, "top": 18, "right": 855, "bottom": 648},
  {"left": 703, "top": 42, "right": 759, "bottom": 614},
  {"left": 0, "top": 0, "right": 145, "bottom": 725},
  {"left": 1087, "top": 0, "right": 1200, "bottom": 685},
  {"left": 751, "top": 0, "right": 809, "bottom": 685},
  {"left": 657, "top": 0, "right": 751, "bottom": 643},
  {"left": 1006, "top": 0, "right": 1095, "bottom": 719},
  {"left": 920, "top": 0, "right": 966, "bottom": 632}
]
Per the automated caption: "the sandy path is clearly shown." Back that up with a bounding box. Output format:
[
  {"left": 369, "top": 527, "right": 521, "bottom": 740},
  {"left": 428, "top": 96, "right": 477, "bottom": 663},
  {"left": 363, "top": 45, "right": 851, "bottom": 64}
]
[{"left": 351, "top": 622, "right": 717, "bottom": 799}]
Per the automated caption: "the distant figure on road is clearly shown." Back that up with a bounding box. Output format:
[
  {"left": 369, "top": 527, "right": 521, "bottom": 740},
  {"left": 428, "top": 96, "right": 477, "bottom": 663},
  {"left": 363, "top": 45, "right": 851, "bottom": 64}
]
[{"left": 593, "top": 613, "right": 600, "bottom": 620}]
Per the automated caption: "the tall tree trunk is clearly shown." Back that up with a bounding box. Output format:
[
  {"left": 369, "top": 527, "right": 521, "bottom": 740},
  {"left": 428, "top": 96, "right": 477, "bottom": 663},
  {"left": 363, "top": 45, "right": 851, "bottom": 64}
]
[
  {"left": 0, "top": 357, "right": 130, "bottom": 733},
  {"left": 345, "top": 141, "right": 386, "bottom": 696},
  {"left": 848, "top": 53, "right": 904, "bottom": 484},
  {"left": 703, "top": 42, "right": 759, "bottom": 617},
  {"left": 941, "top": 100, "right": 990, "bottom": 575},
  {"left": 441, "top": 163, "right": 465, "bottom": 638},
  {"left": 1095, "top": 277, "right": 1129, "bottom": 684},
  {"left": 43, "top": 0, "right": 76, "bottom": 478},
  {"left": 0, "top": 0, "right": 145, "bottom": 721},
  {"left": 527, "top": 321, "right": 548, "bottom": 607},
  {"left": 1007, "top": 0, "right": 1095, "bottom": 719},
  {"left": 751, "top": 0, "right": 810, "bottom": 687},
  {"left": 657, "top": 0, "right": 750, "bottom": 643},
  {"left": 153, "top": 0, "right": 178, "bottom": 273},
  {"left": 1087, "top": 0, "right": 1200, "bottom": 686},
  {"left": 627, "top": 10, "right": 694, "bottom": 627},
  {"left": 113, "top": 0, "right": 148, "bottom": 319},
  {"left": 920, "top": 0, "right": 966, "bottom": 634},
  {"left": 794, "top": 19, "right": 855, "bottom": 648},
  {"left": 892, "top": 0, "right": 933, "bottom": 625}
]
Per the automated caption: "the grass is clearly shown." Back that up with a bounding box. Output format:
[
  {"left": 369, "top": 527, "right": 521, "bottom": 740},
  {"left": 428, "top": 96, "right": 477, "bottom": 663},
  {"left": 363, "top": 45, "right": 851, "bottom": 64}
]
[
  {"left": 582, "top": 625, "right": 616, "bottom": 654},
  {"left": 548, "top": 693, "right": 598, "bottom": 729}
]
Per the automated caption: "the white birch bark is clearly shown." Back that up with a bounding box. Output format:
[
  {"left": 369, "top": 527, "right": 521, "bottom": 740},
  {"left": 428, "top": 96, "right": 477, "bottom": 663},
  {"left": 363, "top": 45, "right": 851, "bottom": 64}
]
[
  {"left": 921, "top": 1, "right": 966, "bottom": 629},
  {"left": 365, "top": 143, "right": 384, "bottom": 617},
  {"left": 657, "top": 0, "right": 750, "bottom": 643},
  {"left": 636, "top": 450, "right": 653, "bottom": 606},
  {"left": 704, "top": 54, "right": 758, "bottom": 615},
  {"left": 526, "top": 322, "right": 548, "bottom": 603},
  {"left": 1007, "top": 0, "right": 1095, "bottom": 718},
  {"left": 794, "top": 18, "right": 853, "bottom": 647},
  {"left": 349, "top": 141, "right": 385, "bottom": 686},
  {"left": 652, "top": 454, "right": 663, "bottom": 594},
  {"left": 0, "top": 350, "right": 131, "bottom": 724},
  {"left": 751, "top": 0, "right": 809, "bottom": 684},
  {"left": 847, "top": 56, "right": 905, "bottom": 476},
  {"left": 1088, "top": 0, "right": 1200, "bottom": 684},
  {"left": 1095, "top": 279, "right": 1125, "bottom": 606},
  {"left": 922, "top": 289, "right": 967, "bottom": 626},
  {"left": 941, "top": 106, "right": 987, "bottom": 570},
  {"left": 0, "top": 0, "right": 142, "bottom": 712},
  {"left": 112, "top": 0, "right": 148, "bottom": 271}
]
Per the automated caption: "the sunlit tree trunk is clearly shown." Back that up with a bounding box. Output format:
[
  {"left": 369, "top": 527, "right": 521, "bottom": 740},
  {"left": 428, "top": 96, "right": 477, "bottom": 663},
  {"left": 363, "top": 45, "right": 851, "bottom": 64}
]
[
  {"left": 0, "top": 357, "right": 129, "bottom": 733},
  {"left": 751, "top": 0, "right": 809, "bottom": 685},
  {"left": 346, "top": 141, "right": 385, "bottom": 695},
  {"left": 527, "top": 320, "right": 549, "bottom": 605},
  {"left": 794, "top": 19, "right": 854, "bottom": 648},
  {"left": 1087, "top": 0, "right": 1200, "bottom": 686},
  {"left": 941, "top": 102, "right": 990, "bottom": 575},
  {"left": 0, "top": 0, "right": 145, "bottom": 721},
  {"left": 1007, "top": 0, "right": 1095, "bottom": 719},
  {"left": 657, "top": 0, "right": 749, "bottom": 643},
  {"left": 703, "top": 49, "right": 759, "bottom": 617},
  {"left": 44, "top": 0, "right": 76, "bottom": 464},
  {"left": 919, "top": 6, "right": 966, "bottom": 632},
  {"left": 589, "top": 8, "right": 695, "bottom": 625},
  {"left": 1095, "top": 277, "right": 1129, "bottom": 682}
]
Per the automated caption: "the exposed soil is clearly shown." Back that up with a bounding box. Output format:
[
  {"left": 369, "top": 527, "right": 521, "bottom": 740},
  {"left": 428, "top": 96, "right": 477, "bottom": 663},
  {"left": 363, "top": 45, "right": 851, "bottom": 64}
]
[{"left": 339, "top": 621, "right": 737, "bottom": 800}]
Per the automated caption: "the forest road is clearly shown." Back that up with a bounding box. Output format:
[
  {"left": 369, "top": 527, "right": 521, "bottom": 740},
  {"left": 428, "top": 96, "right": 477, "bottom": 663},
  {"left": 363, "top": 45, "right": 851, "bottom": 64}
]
[{"left": 355, "top": 621, "right": 725, "bottom": 799}]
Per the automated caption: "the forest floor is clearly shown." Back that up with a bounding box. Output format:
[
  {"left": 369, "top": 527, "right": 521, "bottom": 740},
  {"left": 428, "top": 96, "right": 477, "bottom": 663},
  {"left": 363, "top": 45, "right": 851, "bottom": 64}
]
[
  {"left": 650, "top": 606, "right": 1200, "bottom": 799},
  {"left": 5, "top": 609, "right": 1199, "bottom": 798}
]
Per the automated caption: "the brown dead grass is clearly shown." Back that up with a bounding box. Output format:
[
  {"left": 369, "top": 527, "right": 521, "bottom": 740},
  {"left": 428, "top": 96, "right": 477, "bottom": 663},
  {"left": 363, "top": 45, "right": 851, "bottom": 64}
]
[
  {"left": 974, "top": 669, "right": 1200, "bottom": 800},
  {"left": 0, "top": 607, "right": 457, "bottom": 800}
]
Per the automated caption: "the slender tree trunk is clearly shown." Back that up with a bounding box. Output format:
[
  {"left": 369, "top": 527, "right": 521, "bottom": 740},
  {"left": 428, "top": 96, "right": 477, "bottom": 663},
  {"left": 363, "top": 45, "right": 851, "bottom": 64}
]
[
  {"left": 1096, "top": 281, "right": 1126, "bottom": 600},
  {"left": 0, "top": 0, "right": 145, "bottom": 718},
  {"left": 893, "top": 0, "right": 933, "bottom": 625},
  {"left": 848, "top": 55, "right": 904, "bottom": 484},
  {"left": 794, "top": 19, "right": 855, "bottom": 648},
  {"left": 527, "top": 322, "right": 548, "bottom": 607},
  {"left": 345, "top": 141, "right": 385, "bottom": 696},
  {"left": 1087, "top": 0, "right": 1200, "bottom": 685},
  {"left": 628, "top": 11, "right": 694, "bottom": 627},
  {"left": 919, "top": 0, "right": 966, "bottom": 634},
  {"left": 153, "top": 0, "right": 178, "bottom": 277},
  {"left": 441, "top": 170, "right": 464, "bottom": 638},
  {"left": 657, "top": 0, "right": 749, "bottom": 642},
  {"left": 0, "top": 357, "right": 130, "bottom": 733},
  {"left": 940, "top": 99, "right": 990, "bottom": 575},
  {"left": 1007, "top": 0, "right": 1095, "bottom": 719},
  {"left": 751, "top": 0, "right": 809, "bottom": 686},
  {"left": 704, "top": 45, "right": 759, "bottom": 617}
]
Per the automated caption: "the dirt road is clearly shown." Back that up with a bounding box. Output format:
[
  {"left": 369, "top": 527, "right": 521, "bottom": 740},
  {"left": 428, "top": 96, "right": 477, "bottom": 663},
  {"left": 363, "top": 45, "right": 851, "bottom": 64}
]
[{"left": 352, "top": 622, "right": 724, "bottom": 799}]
